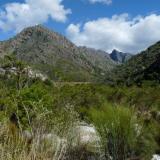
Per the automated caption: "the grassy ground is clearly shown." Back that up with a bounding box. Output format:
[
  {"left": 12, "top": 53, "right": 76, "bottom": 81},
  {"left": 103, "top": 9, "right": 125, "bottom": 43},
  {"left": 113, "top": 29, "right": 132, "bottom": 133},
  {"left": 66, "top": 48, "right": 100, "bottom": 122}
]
[{"left": 0, "top": 78, "right": 160, "bottom": 159}]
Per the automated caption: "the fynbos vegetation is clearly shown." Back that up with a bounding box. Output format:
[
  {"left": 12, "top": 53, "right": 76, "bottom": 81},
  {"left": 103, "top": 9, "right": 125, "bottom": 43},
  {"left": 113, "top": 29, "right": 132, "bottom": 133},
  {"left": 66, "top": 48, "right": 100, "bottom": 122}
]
[{"left": 0, "top": 26, "right": 160, "bottom": 160}]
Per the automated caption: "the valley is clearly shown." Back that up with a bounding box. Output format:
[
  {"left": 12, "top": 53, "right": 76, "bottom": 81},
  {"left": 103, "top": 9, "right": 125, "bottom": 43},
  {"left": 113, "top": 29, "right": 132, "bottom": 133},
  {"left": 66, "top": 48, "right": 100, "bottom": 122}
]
[{"left": 0, "top": 25, "right": 160, "bottom": 160}]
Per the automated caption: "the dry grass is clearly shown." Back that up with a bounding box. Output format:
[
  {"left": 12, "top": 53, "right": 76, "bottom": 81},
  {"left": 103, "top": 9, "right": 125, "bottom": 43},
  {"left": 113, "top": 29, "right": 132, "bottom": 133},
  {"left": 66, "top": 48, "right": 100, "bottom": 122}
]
[{"left": 0, "top": 106, "right": 99, "bottom": 160}]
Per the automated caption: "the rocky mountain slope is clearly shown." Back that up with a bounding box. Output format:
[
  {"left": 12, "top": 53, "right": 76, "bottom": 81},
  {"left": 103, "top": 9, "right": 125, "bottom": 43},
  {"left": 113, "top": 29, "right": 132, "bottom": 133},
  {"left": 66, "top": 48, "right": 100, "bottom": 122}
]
[
  {"left": 78, "top": 46, "right": 116, "bottom": 73},
  {"left": 110, "top": 41, "right": 160, "bottom": 85},
  {"left": 0, "top": 25, "right": 116, "bottom": 82},
  {"left": 110, "top": 49, "right": 132, "bottom": 63}
]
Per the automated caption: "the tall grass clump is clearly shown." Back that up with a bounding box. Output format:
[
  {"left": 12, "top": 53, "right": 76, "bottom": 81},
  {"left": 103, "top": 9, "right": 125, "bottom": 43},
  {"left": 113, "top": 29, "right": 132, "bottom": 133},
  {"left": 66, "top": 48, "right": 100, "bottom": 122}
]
[
  {"left": 0, "top": 107, "right": 74, "bottom": 160},
  {"left": 89, "top": 104, "right": 158, "bottom": 160}
]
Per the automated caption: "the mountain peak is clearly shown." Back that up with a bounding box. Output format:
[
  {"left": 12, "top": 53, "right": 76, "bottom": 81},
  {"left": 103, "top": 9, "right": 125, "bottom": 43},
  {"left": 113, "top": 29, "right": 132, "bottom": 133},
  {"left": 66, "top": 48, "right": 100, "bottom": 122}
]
[
  {"left": 9, "top": 24, "right": 77, "bottom": 54},
  {"left": 17, "top": 24, "right": 61, "bottom": 40},
  {"left": 112, "top": 49, "right": 120, "bottom": 53},
  {"left": 112, "top": 41, "right": 160, "bottom": 85},
  {"left": 110, "top": 49, "right": 132, "bottom": 63},
  {"left": 21, "top": 24, "right": 51, "bottom": 33},
  {"left": 0, "top": 25, "right": 116, "bottom": 82}
]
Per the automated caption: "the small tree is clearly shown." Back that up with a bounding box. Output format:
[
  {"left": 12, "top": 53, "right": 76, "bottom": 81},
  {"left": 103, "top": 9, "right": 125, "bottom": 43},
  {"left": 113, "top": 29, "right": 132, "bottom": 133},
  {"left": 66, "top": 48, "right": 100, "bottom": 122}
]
[{"left": 2, "top": 55, "right": 29, "bottom": 90}]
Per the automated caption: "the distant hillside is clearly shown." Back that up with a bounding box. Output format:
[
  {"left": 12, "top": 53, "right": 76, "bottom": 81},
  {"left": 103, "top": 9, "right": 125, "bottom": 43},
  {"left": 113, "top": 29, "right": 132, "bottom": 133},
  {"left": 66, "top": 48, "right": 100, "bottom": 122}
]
[
  {"left": 110, "top": 41, "right": 160, "bottom": 85},
  {"left": 110, "top": 49, "right": 133, "bottom": 63},
  {"left": 79, "top": 46, "right": 116, "bottom": 72},
  {"left": 0, "top": 25, "right": 116, "bottom": 82}
]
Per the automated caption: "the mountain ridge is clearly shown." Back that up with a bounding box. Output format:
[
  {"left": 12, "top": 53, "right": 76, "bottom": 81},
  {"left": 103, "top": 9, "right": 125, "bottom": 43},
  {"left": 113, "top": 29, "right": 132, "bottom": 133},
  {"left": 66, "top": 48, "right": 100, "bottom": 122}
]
[
  {"left": 110, "top": 41, "right": 160, "bottom": 85},
  {"left": 0, "top": 25, "right": 116, "bottom": 82},
  {"left": 110, "top": 49, "right": 133, "bottom": 63}
]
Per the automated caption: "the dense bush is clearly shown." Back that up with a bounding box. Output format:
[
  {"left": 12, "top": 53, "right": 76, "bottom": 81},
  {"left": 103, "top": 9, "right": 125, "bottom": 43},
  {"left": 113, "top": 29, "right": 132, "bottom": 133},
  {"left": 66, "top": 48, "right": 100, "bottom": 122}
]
[
  {"left": 89, "top": 105, "right": 158, "bottom": 160},
  {"left": 0, "top": 73, "right": 160, "bottom": 159}
]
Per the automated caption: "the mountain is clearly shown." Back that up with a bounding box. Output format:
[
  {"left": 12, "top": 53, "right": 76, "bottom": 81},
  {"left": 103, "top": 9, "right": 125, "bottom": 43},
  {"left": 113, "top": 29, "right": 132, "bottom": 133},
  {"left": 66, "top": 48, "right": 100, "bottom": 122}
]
[
  {"left": 78, "top": 46, "right": 116, "bottom": 72},
  {"left": 110, "top": 41, "right": 160, "bottom": 85},
  {"left": 0, "top": 25, "right": 116, "bottom": 82},
  {"left": 110, "top": 49, "right": 133, "bottom": 63}
]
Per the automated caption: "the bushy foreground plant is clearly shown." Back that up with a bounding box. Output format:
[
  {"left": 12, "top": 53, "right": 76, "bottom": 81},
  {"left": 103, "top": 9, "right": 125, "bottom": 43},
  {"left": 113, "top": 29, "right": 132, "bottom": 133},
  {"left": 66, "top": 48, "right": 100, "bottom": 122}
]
[
  {"left": 0, "top": 73, "right": 160, "bottom": 160},
  {"left": 89, "top": 105, "right": 158, "bottom": 160},
  {"left": 0, "top": 104, "right": 100, "bottom": 160}
]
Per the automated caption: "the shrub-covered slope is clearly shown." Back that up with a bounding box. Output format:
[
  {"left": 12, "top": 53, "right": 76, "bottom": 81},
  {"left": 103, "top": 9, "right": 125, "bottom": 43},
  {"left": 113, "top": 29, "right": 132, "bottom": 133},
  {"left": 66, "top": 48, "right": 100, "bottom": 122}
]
[
  {"left": 110, "top": 41, "right": 160, "bottom": 85},
  {"left": 0, "top": 25, "right": 116, "bottom": 82}
]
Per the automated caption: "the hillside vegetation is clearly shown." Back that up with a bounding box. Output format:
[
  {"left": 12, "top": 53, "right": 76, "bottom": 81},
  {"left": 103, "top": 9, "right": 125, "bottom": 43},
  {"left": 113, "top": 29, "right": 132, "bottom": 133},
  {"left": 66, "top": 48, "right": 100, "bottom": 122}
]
[
  {"left": 0, "top": 26, "right": 160, "bottom": 160},
  {"left": 0, "top": 56, "right": 160, "bottom": 160},
  {"left": 110, "top": 41, "right": 160, "bottom": 85},
  {"left": 0, "top": 25, "right": 116, "bottom": 82}
]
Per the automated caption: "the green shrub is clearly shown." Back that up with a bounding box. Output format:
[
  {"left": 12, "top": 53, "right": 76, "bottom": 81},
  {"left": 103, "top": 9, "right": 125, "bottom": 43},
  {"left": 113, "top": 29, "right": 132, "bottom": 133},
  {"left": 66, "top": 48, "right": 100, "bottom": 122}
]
[{"left": 89, "top": 105, "right": 158, "bottom": 160}]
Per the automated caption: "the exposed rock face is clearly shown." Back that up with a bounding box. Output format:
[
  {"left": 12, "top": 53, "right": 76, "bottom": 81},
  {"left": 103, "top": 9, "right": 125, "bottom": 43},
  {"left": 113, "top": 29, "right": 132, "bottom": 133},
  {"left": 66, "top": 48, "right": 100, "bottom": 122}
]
[
  {"left": 152, "top": 154, "right": 160, "bottom": 160},
  {"left": 22, "top": 123, "right": 100, "bottom": 156},
  {"left": 110, "top": 49, "right": 133, "bottom": 63},
  {"left": 110, "top": 41, "right": 160, "bottom": 84},
  {"left": 0, "top": 25, "right": 116, "bottom": 82},
  {"left": 75, "top": 123, "right": 100, "bottom": 148},
  {"left": 79, "top": 46, "right": 116, "bottom": 72},
  {"left": 0, "top": 66, "right": 48, "bottom": 81}
]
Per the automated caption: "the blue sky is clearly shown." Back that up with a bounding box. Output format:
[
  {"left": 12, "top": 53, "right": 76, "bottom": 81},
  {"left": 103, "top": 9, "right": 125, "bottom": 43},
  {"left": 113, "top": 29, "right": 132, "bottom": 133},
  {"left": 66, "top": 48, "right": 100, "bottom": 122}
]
[{"left": 0, "top": 0, "right": 160, "bottom": 53}]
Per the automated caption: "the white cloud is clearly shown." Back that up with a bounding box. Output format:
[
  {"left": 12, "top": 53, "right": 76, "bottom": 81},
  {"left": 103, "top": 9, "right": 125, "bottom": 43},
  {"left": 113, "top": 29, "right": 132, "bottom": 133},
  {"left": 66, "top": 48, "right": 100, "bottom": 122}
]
[
  {"left": 88, "top": 0, "right": 112, "bottom": 5},
  {"left": 66, "top": 14, "right": 160, "bottom": 53},
  {"left": 0, "top": 0, "right": 71, "bottom": 32}
]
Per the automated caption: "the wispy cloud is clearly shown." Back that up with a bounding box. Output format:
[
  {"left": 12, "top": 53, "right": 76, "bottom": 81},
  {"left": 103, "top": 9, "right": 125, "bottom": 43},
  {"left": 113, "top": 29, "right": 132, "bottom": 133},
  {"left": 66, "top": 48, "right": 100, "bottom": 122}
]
[
  {"left": 88, "top": 0, "right": 112, "bottom": 5},
  {"left": 0, "top": 0, "right": 71, "bottom": 32},
  {"left": 66, "top": 14, "right": 160, "bottom": 53}
]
